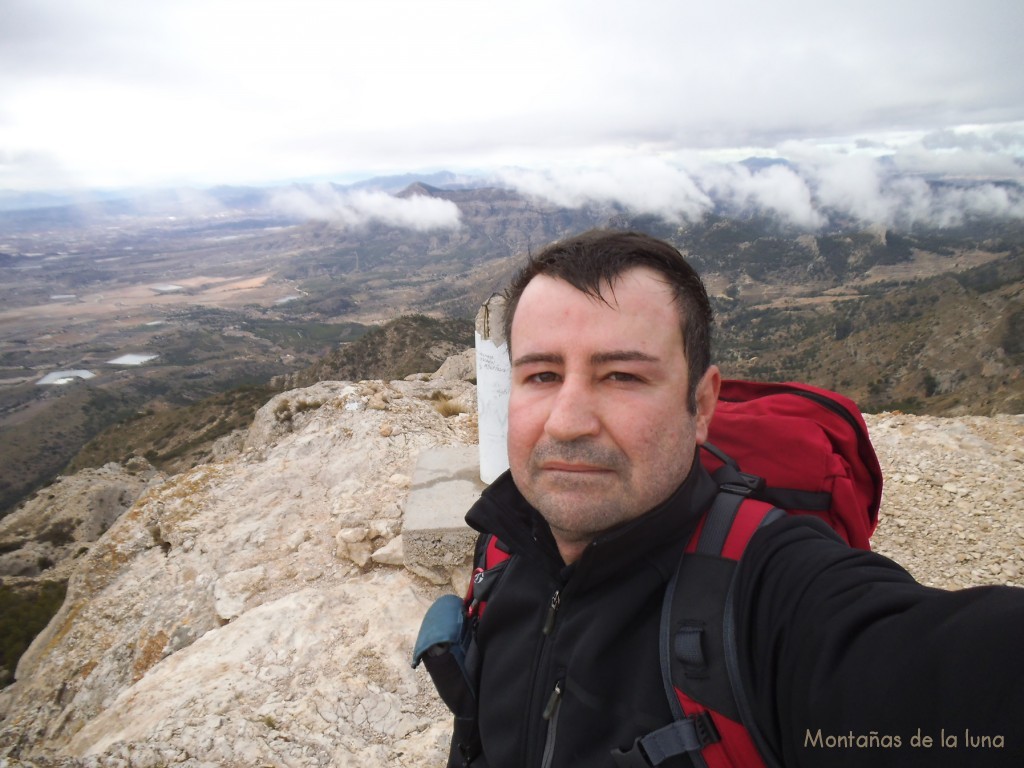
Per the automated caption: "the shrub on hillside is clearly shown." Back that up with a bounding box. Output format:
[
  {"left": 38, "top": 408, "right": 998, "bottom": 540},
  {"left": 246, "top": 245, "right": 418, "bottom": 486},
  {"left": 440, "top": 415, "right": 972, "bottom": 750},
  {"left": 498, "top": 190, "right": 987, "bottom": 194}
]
[{"left": 0, "top": 580, "right": 67, "bottom": 687}]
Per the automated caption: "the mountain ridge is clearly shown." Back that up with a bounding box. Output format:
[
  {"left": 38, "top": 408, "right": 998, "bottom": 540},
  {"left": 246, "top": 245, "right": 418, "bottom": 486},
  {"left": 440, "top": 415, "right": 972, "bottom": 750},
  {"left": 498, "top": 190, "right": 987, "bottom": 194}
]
[{"left": 2, "top": 187, "right": 1021, "bottom": 522}]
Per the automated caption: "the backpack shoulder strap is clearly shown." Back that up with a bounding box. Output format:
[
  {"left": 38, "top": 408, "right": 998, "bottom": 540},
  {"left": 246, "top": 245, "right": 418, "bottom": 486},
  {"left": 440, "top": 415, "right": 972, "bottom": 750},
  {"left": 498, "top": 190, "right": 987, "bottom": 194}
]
[
  {"left": 466, "top": 533, "right": 511, "bottom": 618},
  {"left": 613, "top": 490, "right": 784, "bottom": 768}
]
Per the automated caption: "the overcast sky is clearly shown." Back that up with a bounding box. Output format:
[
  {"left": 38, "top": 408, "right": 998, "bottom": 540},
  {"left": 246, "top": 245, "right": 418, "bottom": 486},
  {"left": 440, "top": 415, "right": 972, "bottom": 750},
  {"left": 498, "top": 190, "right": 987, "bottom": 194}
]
[{"left": 2, "top": 0, "right": 1023, "bottom": 227}]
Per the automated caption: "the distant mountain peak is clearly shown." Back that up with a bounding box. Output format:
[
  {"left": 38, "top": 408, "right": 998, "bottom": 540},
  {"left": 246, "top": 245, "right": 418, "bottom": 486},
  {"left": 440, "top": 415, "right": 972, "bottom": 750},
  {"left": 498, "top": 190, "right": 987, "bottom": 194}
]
[{"left": 396, "top": 181, "right": 444, "bottom": 198}]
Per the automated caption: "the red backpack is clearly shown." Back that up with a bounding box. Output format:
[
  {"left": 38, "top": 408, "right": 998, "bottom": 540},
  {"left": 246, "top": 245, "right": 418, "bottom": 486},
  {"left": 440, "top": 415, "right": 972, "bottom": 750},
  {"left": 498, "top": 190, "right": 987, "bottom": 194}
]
[{"left": 416, "top": 380, "right": 883, "bottom": 768}]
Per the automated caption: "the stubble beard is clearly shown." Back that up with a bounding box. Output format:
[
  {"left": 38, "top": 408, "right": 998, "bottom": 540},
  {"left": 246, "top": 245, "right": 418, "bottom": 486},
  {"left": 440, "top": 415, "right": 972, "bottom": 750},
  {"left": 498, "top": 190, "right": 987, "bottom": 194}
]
[{"left": 519, "top": 439, "right": 640, "bottom": 547}]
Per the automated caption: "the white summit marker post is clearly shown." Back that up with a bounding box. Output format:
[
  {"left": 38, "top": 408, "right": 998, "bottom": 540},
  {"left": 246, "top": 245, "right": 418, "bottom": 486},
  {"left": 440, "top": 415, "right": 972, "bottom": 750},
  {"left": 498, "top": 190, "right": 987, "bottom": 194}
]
[{"left": 475, "top": 294, "right": 511, "bottom": 483}]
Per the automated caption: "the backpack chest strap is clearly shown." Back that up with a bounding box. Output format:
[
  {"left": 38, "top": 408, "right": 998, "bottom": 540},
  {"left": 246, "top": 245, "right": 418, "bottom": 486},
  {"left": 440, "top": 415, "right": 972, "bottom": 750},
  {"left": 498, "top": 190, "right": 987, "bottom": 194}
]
[{"left": 611, "top": 712, "right": 720, "bottom": 767}]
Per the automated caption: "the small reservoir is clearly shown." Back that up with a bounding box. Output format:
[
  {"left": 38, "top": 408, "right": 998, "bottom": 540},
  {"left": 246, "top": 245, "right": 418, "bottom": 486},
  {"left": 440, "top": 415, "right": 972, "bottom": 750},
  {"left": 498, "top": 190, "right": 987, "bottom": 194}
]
[
  {"left": 107, "top": 354, "right": 159, "bottom": 366},
  {"left": 37, "top": 370, "right": 96, "bottom": 386}
]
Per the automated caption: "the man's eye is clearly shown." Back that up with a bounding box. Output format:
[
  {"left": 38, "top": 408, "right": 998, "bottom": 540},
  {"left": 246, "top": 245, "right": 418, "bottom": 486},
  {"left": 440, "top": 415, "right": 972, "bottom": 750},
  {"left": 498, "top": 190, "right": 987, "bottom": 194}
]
[
  {"left": 607, "top": 372, "right": 640, "bottom": 382},
  {"left": 527, "top": 372, "right": 560, "bottom": 384}
]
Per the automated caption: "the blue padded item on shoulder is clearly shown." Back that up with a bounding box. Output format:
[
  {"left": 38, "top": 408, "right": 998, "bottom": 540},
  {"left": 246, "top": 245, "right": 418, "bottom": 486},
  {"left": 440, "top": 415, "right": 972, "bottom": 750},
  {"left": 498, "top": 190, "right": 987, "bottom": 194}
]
[{"left": 413, "top": 593, "right": 465, "bottom": 667}]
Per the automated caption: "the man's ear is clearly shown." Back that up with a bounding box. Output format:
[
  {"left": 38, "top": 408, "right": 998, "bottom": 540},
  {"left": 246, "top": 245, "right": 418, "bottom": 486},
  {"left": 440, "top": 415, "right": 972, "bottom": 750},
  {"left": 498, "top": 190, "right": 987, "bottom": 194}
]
[{"left": 694, "top": 365, "right": 721, "bottom": 445}]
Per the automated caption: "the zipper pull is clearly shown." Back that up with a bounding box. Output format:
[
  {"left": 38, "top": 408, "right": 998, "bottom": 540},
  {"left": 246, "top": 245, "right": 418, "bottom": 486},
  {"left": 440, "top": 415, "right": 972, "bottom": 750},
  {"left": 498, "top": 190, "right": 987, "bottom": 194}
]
[
  {"left": 542, "top": 590, "right": 561, "bottom": 635},
  {"left": 542, "top": 680, "right": 564, "bottom": 721}
]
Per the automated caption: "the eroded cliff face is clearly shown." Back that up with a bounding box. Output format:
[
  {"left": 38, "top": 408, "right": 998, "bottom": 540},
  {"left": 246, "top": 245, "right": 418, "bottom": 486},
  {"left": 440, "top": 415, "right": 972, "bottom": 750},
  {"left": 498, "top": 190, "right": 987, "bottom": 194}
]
[
  {"left": 0, "top": 371, "right": 1020, "bottom": 768},
  {"left": 0, "top": 461, "right": 164, "bottom": 583}
]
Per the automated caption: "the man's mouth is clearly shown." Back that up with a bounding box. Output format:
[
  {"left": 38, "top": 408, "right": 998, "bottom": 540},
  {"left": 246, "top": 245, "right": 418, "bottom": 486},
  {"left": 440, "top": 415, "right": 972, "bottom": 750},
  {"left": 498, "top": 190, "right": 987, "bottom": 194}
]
[{"left": 540, "top": 462, "right": 612, "bottom": 473}]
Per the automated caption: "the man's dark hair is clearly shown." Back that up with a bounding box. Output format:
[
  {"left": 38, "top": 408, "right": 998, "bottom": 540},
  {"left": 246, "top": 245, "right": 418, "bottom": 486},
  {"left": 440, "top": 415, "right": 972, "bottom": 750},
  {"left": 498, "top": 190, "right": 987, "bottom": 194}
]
[{"left": 503, "top": 229, "right": 714, "bottom": 413}]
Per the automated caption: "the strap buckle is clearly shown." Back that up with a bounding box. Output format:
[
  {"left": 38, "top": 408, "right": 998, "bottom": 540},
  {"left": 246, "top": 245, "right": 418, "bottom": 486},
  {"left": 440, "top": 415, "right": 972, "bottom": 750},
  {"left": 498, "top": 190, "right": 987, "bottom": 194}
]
[
  {"left": 611, "top": 712, "right": 721, "bottom": 767},
  {"left": 719, "top": 470, "right": 765, "bottom": 497}
]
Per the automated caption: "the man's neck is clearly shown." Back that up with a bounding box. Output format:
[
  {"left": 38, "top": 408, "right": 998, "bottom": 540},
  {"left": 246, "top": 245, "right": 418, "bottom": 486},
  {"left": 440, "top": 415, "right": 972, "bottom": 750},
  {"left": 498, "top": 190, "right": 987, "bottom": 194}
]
[{"left": 555, "top": 539, "right": 590, "bottom": 565}]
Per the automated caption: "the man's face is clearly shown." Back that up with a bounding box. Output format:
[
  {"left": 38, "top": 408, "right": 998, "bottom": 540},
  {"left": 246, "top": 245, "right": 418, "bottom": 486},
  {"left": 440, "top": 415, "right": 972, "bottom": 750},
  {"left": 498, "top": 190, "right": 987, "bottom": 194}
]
[{"left": 507, "top": 267, "right": 720, "bottom": 562}]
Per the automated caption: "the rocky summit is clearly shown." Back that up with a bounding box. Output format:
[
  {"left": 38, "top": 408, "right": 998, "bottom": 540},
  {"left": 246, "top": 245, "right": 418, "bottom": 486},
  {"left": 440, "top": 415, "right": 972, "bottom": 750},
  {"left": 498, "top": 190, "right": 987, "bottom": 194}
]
[{"left": 0, "top": 356, "right": 1021, "bottom": 767}]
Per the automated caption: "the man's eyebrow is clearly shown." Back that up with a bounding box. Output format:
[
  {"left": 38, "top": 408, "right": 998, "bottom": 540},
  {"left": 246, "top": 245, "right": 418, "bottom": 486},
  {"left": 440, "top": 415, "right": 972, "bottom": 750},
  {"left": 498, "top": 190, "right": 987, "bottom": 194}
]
[
  {"left": 511, "top": 350, "right": 660, "bottom": 367},
  {"left": 590, "top": 350, "right": 661, "bottom": 365},
  {"left": 512, "top": 352, "right": 564, "bottom": 368}
]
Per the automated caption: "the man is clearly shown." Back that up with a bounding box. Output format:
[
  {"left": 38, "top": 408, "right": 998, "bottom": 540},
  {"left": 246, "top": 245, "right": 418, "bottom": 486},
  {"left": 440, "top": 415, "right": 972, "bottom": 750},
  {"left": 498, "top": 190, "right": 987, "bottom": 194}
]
[{"left": 450, "top": 229, "right": 1023, "bottom": 767}]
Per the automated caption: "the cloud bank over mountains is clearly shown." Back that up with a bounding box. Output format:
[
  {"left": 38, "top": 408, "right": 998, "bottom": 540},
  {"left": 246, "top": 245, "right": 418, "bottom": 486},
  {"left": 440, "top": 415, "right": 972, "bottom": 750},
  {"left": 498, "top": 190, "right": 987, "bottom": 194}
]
[
  {"left": 261, "top": 143, "right": 1024, "bottom": 234},
  {"left": 259, "top": 123, "right": 1024, "bottom": 234},
  {"left": 497, "top": 143, "right": 1024, "bottom": 231},
  {"left": 5, "top": 153, "right": 1020, "bottom": 235}
]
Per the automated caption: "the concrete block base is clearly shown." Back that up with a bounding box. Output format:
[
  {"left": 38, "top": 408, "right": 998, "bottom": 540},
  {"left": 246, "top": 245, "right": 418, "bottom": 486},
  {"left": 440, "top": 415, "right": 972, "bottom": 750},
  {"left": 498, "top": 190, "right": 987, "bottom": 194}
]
[{"left": 403, "top": 446, "right": 484, "bottom": 583}]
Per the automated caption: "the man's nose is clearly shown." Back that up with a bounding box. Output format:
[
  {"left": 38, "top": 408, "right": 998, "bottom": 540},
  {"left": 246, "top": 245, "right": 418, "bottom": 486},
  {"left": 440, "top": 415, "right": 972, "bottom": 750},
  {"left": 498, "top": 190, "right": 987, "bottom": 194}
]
[{"left": 544, "top": 377, "right": 601, "bottom": 442}]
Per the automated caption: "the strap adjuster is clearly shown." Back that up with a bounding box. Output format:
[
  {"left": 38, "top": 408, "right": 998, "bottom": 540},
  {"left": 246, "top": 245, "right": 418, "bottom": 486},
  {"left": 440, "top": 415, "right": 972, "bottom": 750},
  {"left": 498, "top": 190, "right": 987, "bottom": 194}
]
[
  {"left": 611, "top": 712, "right": 721, "bottom": 767},
  {"left": 720, "top": 470, "right": 765, "bottom": 497},
  {"left": 691, "top": 711, "right": 721, "bottom": 747}
]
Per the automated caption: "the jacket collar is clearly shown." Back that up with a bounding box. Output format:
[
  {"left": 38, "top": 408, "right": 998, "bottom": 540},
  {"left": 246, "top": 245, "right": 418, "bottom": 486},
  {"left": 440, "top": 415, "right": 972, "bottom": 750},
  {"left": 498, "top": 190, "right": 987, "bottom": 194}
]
[{"left": 465, "top": 457, "right": 719, "bottom": 584}]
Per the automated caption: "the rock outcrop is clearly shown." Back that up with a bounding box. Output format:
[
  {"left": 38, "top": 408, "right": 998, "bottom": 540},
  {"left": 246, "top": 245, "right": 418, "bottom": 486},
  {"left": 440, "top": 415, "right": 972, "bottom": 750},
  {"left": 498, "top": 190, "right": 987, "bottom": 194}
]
[
  {"left": 0, "top": 460, "right": 164, "bottom": 583},
  {"left": 0, "top": 364, "right": 1020, "bottom": 767}
]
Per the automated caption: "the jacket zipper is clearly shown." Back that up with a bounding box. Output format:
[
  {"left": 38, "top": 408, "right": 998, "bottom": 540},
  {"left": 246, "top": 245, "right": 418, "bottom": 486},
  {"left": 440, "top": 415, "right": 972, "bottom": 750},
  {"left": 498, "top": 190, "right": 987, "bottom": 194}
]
[
  {"left": 542, "top": 589, "right": 561, "bottom": 635},
  {"left": 523, "top": 586, "right": 564, "bottom": 765},
  {"left": 540, "top": 678, "right": 564, "bottom": 768}
]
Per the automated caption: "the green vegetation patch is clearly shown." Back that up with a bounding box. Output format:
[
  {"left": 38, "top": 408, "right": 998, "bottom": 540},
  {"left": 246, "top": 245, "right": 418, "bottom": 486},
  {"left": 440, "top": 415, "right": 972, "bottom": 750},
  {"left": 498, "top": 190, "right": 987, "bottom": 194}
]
[
  {"left": 0, "top": 580, "right": 67, "bottom": 688},
  {"left": 240, "top": 318, "right": 368, "bottom": 352},
  {"left": 67, "top": 383, "right": 281, "bottom": 475},
  {"left": 36, "top": 519, "right": 76, "bottom": 547},
  {"left": 292, "top": 314, "right": 474, "bottom": 388}
]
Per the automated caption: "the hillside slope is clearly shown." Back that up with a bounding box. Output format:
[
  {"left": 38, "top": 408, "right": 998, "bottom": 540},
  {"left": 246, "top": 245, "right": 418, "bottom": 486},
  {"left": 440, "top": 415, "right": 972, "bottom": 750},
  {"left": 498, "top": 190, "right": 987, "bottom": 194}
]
[{"left": 715, "top": 253, "right": 1024, "bottom": 414}]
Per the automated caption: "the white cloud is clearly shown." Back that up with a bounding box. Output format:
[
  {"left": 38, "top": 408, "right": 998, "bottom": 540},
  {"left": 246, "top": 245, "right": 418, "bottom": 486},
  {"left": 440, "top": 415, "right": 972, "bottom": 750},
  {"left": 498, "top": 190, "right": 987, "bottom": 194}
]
[
  {"left": 500, "top": 157, "right": 713, "bottom": 224},
  {"left": 927, "top": 183, "right": 1024, "bottom": 227},
  {"left": 892, "top": 141, "right": 1024, "bottom": 181},
  {"left": 696, "top": 164, "right": 826, "bottom": 230},
  {"left": 786, "top": 147, "right": 897, "bottom": 224},
  {"left": 270, "top": 186, "right": 462, "bottom": 232}
]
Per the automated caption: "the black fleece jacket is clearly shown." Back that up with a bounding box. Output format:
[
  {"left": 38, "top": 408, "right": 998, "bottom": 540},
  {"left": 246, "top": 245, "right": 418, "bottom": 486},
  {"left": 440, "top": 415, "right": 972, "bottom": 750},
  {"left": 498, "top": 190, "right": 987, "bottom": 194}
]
[
  {"left": 736, "top": 515, "right": 1024, "bottom": 767},
  {"left": 462, "top": 463, "right": 1024, "bottom": 767}
]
